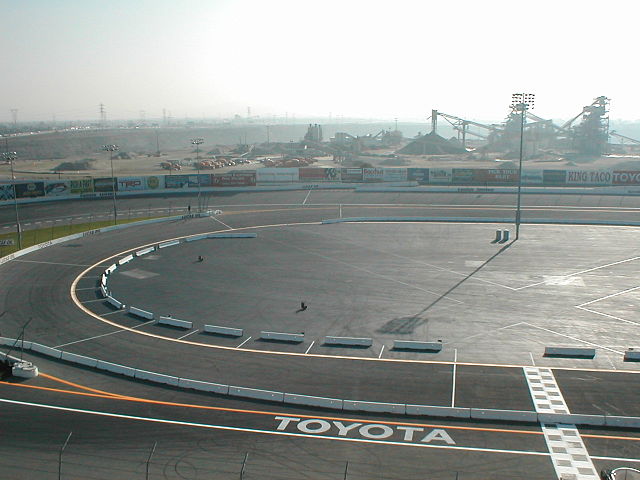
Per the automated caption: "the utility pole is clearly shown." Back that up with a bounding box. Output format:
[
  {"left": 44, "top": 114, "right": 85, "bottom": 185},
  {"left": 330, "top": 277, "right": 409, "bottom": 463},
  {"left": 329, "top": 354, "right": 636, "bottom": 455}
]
[
  {"left": 2, "top": 150, "right": 22, "bottom": 249},
  {"left": 102, "top": 144, "right": 119, "bottom": 224},
  {"left": 511, "top": 93, "right": 535, "bottom": 240},
  {"left": 190, "top": 138, "right": 204, "bottom": 211}
]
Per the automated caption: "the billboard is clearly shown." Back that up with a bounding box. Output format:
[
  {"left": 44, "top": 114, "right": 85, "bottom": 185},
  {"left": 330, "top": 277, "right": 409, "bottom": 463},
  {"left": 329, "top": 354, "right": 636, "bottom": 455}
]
[
  {"left": 164, "top": 174, "right": 211, "bottom": 189},
  {"left": 0, "top": 185, "right": 15, "bottom": 200},
  {"left": 521, "top": 169, "right": 544, "bottom": 185},
  {"left": 15, "top": 182, "right": 45, "bottom": 198},
  {"left": 45, "top": 181, "right": 71, "bottom": 196},
  {"left": 93, "top": 177, "right": 117, "bottom": 192},
  {"left": 256, "top": 168, "right": 299, "bottom": 183},
  {"left": 212, "top": 172, "right": 257, "bottom": 186},
  {"left": 612, "top": 171, "right": 640, "bottom": 185},
  {"left": 299, "top": 168, "right": 339, "bottom": 182},
  {"left": 70, "top": 179, "right": 94, "bottom": 194},
  {"left": 475, "top": 169, "right": 519, "bottom": 184},
  {"left": 382, "top": 168, "right": 407, "bottom": 182},
  {"left": 429, "top": 168, "right": 452, "bottom": 184},
  {"left": 452, "top": 169, "right": 475, "bottom": 184},
  {"left": 565, "top": 170, "right": 611, "bottom": 185},
  {"left": 340, "top": 168, "right": 363, "bottom": 182},
  {"left": 543, "top": 170, "right": 566, "bottom": 185},
  {"left": 363, "top": 168, "right": 384, "bottom": 182},
  {"left": 116, "top": 177, "right": 147, "bottom": 191},
  {"left": 407, "top": 168, "right": 430, "bottom": 185}
]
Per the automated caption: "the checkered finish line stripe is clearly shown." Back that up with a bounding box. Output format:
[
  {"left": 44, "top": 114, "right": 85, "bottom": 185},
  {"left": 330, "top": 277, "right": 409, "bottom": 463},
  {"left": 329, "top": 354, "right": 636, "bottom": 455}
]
[
  {"left": 523, "top": 367, "right": 599, "bottom": 480},
  {"left": 523, "top": 366, "right": 570, "bottom": 414}
]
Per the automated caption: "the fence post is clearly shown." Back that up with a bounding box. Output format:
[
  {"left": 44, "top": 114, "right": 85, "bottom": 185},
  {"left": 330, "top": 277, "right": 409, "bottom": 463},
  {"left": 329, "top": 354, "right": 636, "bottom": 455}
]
[{"left": 58, "top": 431, "right": 72, "bottom": 480}]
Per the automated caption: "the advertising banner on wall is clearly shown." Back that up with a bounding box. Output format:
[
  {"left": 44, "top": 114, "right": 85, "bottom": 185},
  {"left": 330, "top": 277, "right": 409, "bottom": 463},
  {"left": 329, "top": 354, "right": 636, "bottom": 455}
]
[
  {"left": 543, "top": 170, "right": 566, "bottom": 185},
  {"left": 256, "top": 168, "right": 299, "bottom": 183},
  {"left": 145, "top": 175, "right": 164, "bottom": 190},
  {"left": 15, "top": 182, "right": 45, "bottom": 198},
  {"left": 612, "top": 171, "right": 640, "bottom": 185},
  {"left": 212, "top": 172, "right": 257, "bottom": 186},
  {"left": 363, "top": 168, "right": 384, "bottom": 182},
  {"left": 45, "top": 181, "right": 71, "bottom": 196},
  {"left": 340, "top": 168, "right": 363, "bottom": 182},
  {"left": 0, "top": 185, "right": 15, "bottom": 200},
  {"left": 566, "top": 170, "right": 611, "bottom": 185},
  {"left": 521, "top": 169, "right": 544, "bottom": 185},
  {"left": 407, "top": 168, "right": 430, "bottom": 184},
  {"left": 70, "top": 179, "right": 94, "bottom": 194},
  {"left": 116, "top": 177, "right": 148, "bottom": 191},
  {"left": 299, "top": 168, "right": 339, "bottom": 182},
  {"left": 429, "top": 168, "right": 452, "bottom": 184},
  {"left": 382, "top": 168, "right": 408, "bottom": 182},
  {"left": 93, "top": 177, "right": 118, "bottom": 192},
  {"left": 452, "top": 169, "right": 475, "bottom": 184},
  {"left": 164, "top": 174, "right": 211, "bottom": 189},
  {"left": 475, "top": 169, "right": 519, "bottom": 184}
]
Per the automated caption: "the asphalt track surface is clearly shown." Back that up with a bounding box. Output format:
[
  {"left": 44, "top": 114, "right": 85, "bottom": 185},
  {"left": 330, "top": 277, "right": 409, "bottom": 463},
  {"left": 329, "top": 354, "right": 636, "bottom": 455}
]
[{"left": 1, "top": 190, "right": 640, "bottom": 479}]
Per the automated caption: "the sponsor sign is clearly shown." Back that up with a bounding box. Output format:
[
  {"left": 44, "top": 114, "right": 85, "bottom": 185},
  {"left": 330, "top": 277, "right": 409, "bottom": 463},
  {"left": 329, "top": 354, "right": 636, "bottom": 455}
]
[
  {"left": 146, "top": 176, "right": 163, "bottom": 189},
  {"left": 452, "top": 168, "right": 475, "bottom": 184},
  {"left": 363, "top": 168, "right": 384, "bottom": 182},
  {"left": 340, "top": 168, "right": 363, "bottom": 182},
  {"left": 612, "top": 171, "right": 640, "bottom": 185},
  {"left": 0, "top": 185, "right": 15, "bottom": 200},
  {"left": 382, "top": 168, "right": 407, "bottom": 182},
  {"left": 0, "top": 239, "right": 15, "bottom": 246},
  {"left": 45, "top": 181, "right": 71, "bottom": 196},
  {"left": 70, "top": 179, "right": 94, "bottom": 194},
  {"left": 521, "top": 169, "right": 544, "bottom": 185},
  {"left": 256, "top": 168, "right": 299, "bottom": 183},
  {"left": 212, "top": 172, "right": 257, "bottom": 187},
  {"left": 566, "top": 170, "right": 611, "bottom": 185},
  {"left": 93, "top": 177, "right": 118, "bottom": 193},
  {"left": 164, "top": 174, "right": 210, "bottom": 189},
  {"left": 117, "top": 177, "right": 147, "bottom": 191},
  {"left": 407, "top": 168, "right": 430, "bottom": 184},
  {"left": 474, "top": 169, "right": 519, "bottom": 184},
  {"left": 299, "top": 167, "right": 339, "bottom": 182},
  {"left": 15, "top": 182, "right": 45, "bottom": 198},
  {"left": 275, "top": 416, "right": 455, "bottom": 445},
  {"left": 429, "top": 168, "right": 452, "bottom": 184},
  {"left": 543, "top": 170, "right": 566, "bottom": 185}
]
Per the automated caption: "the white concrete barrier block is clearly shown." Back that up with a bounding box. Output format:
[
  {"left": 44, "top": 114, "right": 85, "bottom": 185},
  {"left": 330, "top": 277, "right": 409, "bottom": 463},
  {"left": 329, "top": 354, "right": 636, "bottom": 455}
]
[
  {"left": 12, "top": 361, "right": 38, "bottom": 378},
  {"left": 185, "top": 235, "right": 208, "bottom": 242},
  {"left": 135, "top": 247, "right": 155, "bottom": 256},
  {"left": 228, "top": 386, "right": 284, "bottom": 402},
  {"left": 134, "top": 369, "right": 180, "bottom": 386},
  {"left": 178, "top": 378, "right": 229, "bottom": 395},
  {"left": 624, "top": 348, "right": 640, "bottom": 361},
  {"left": 61, "top": 351, "right": 98, "bottom": 368},
  {"left": 405, "top": 405, "right": 472, "bottom": 419},
  {"left": 96, "top": 360, "right": 136, "bottom": 377},
  {"left": 393, "top": 340, "right": 443, "bottom": 352},
  {"left": 260, "top": 331, "right": 305, "bottom": 343},
  {"left": 159, "top": 316, "right": 192, "bottom": 329},
  {"left": 105, "top": 264, "right": 117, "bottom": 274},
  {"left": 106, "top": 296, "right": 124, "bottom": 310},
  {"left": 204, "top": 325, "right": 243, "bottom": 337},
  {"left": 567, "top": 414, "right": 606, "bottom": 426},
  {"left": 537, "top": 413, "right": 606, "bottom": 426},
  {"left": 158, "top": 240, "right": 180, "bottom": 249},
  {"left": 324, "top": 336, "right": 372, "bottom": 347},
  {"left": 128, "top": 306, "right": 154, "bottom": 320},
  {"left": 605, "top": 416, "right": 640, "bottom": 428},
  {"left": 343, "top": 400, "right": 405, "bottom": 414},
  {"left": 470, "top": 408, "right": 538, "bottom": 422},
  {"left": 0, "top": 337, "right": 16, "bottom": 346},
  {"left": 100, "top": 284, "right": 108, "bottom": 298},
  {"left": 30, "top": 342, "right": 63, "bottom": 359},
  {"left": 544, "top": 346, "right": 596, "bottom": 358},
  {"left": 283, "top": 393, "right": 343, "bottom": 409},
  {"left": 206, "top": 233, "right": 257, "bottom": 239},
  {"left": 118, "top": 254, "right": 134, "bottom": 265},
  {"left": 101, "top": 274, "right": 107, "bottom": 286}
]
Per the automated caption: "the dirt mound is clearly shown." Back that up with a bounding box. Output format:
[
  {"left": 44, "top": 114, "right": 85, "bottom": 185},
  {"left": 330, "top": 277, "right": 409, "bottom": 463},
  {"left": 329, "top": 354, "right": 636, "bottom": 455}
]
[{"left": 397, "top": 132, "right": 466, "bottom": 155}]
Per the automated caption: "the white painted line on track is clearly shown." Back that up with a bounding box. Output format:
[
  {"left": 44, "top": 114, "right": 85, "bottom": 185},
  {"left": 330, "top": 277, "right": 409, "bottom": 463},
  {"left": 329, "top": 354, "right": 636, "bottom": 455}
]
[
  {"left": 177, "top": 329, "right": 199, "bottom": 340},
  {"left": 576, "top": 305, "right": 640, "bottom": 327},
  {"left": 522, "top": 322, "right": 624, "bottom": 355},
  {"left": 236, "top": 336, "right": 252, "bottom": 348},
  {"left": 55, "top": 320, "right": 156, "bottom": 348},
  {"left": 444, "top": 322, "right": 524, "bottom": 345},
  {"left": 13, "top": 259, "right": 105, "bottom": 267},
  {"left": 211, "top": 216, "right": 234, "bottom": 230},
  {"left": 304, "top": 340, "right": 315, "bottom": 354},
  {"left": 302, "top": 189, "right": 312, "bottom": 205},
  {"left": 80, "top": 299, "right": 106, "bottom": 304},
  {"left": 100, "top": 310, "right": 125, "bottom": 316},
  {"left": 451, "top": 349, "right": 457, "bottom": 408},
  {"left": 590, "top": 455, "right": 640, "bottom": 463},
  {"left": 529, "top": 352, "right": 536, "bottom": 366},
  {"left": 577, "top": 285, "right": 640, "bottom": 308},
  {"left": 0, "top": 398, "right": 553, "bottom": 457},
  {"left": 75, "top": 287, "right": 98, "bottom": 291},
  {"left": 378, "top": 345, "right": 385, "bottom": 359}
]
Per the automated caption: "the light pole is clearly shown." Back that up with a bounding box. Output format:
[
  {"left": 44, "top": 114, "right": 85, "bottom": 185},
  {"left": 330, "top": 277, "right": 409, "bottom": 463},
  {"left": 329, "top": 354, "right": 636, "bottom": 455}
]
[
  {"left": 2, "top": 151, "right": 22, "bottom": 249},
  {"left": 511, "top": 93, "right": 535, "bottom": 240},
  {"left": 190, "top": 138, "right": 204, "bottom": 211},
  {"left": 102, "top": 144, "right": 119, "bottom": 224}
]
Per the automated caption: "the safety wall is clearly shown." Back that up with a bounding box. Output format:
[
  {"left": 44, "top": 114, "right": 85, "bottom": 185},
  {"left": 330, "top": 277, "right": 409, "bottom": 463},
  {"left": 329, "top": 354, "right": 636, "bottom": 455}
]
[{"left": 4, "top": 167, "right": 640, "bottom": 205}]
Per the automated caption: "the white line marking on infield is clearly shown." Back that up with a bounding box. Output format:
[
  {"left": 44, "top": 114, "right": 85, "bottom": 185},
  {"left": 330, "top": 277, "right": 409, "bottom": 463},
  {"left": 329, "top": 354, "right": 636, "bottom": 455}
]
[
  {"left": 576, "top": 306, "right": 640, "bottom": 327},
  {"left": 236, "top": 336, "right": 252, "bottom": 348},
  {"left": 13, "top": 260, "right": 103, "bottom": 267},
  {"left": 211, "top": 217, "right": 234, "bottom": 230},
  {"left": 177, "top": 329, "right": 199, "bottom": 340},
  {"left": 302, "top": 189, "right": 313, "bottom": 205},
  {"left": 378, "top": 345, "right": 385, "bottom": 359},
  {"left": 55, "top": 320, "right": 156, "bottom": 348},
  {"left": 80, "top": 299, "right": 106, "bottom": 304},
  {"left": 451, "top": 349, "right": 457, "bottom": 407},
  {"left": 577, "top": 285, "right": 640, "bottom": 307},
  {"left": 522, "top": 322, "right": 624, "bottom": 355},
  {"left": 529, "top": 352, "right": 536, "bottom": 366},
  {"left": 304, "top": 341, "right": 315, "bottom": 354}
]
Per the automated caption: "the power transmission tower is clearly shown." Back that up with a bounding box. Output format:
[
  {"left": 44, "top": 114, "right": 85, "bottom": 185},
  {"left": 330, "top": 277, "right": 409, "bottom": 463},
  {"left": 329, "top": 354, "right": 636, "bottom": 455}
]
[{"left": 99, "top": 103, "right": 107, "bottom": 127}]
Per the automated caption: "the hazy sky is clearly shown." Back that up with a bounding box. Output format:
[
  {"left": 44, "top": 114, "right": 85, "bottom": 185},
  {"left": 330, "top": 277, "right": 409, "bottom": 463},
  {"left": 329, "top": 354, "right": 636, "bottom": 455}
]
[{"left": 2, "top": 0, "right": 639, "bottom": 123}]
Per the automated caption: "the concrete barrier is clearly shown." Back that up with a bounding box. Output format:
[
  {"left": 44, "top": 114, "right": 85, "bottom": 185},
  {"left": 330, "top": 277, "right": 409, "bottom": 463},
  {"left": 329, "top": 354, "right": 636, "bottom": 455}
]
[
  {"left": 605, "top": 415, "right": 640, "bottom": 428},
  {"left": 343, "top": 400, "right": 405, "bottom": 414},
  {"left": 95, "top": 360, "right": 137, "bottom": 377},
  {"left": 405, "top": 405, "right": 472, "bottom": 419},
  {"left": 470, "top": 408, "right": 538, "bottom": 422},
  {"left": 544, "top": 346, "right": 596, "bottom": 358},
  {"left": 135, "top": 246, "right": 155, "bottom": 256},
  {"left": 624, "top": 348, "right": 640, "bottom": 361},
  {"left": 158, "top": 240, "right": 180, "bottom": 249},
  {"left": 128, "top": 306, "right": 154, "bottom": 320},
  {"left": 106, "top": 296, "right": 124, "bottom": 309},
  {"left": 324, "top": 336, "right": 372, "bottom": 347},
  {"left": 159, "top": 316, "right": 192, "bottom": 329},
  {"left": 118, "top": 254, "right": 134, "bottom": 265},
  {"left": 206, "top": 233, "right": 257, "bottom": 239},
  {"left": 101, "top": 274, "right": 107, "bottom": 286},
  {"left": 105, "top": 264, "right": 117, "bottom": 274},
  {"left": 178, "top": 378, "right": 229, "bottom": 395},
  {"left": 283, "top": 393, "right": 343, "bottom": 409},
  {"left": 260, "top": 331, "right": 305, "bottom": 343},
  {"left": 61, "top": 351, "right": 98, "bottom": 368},
  {"left": 134, "top": 369, "right": 180, "bottom": 386},
  {"left": 392, "top": 340, "right": 442, "bottom": 352},
  {"left": 228, "top": 386, "right": 284, "bottom": 403},
  {"left": 185, "top": 234, "right": 208, "bottom": 242},
  {"left": 30, "top": 342, "right": 63, "bottom": 359},
  {"left": 100, "top": 284, "right": 108, "bottom": 298},
  {"left": 203, "top": 325, "right": 243, "bottom": 337},
  {"left": 537, "top": 413, "right": 605, "bottom": 426}
]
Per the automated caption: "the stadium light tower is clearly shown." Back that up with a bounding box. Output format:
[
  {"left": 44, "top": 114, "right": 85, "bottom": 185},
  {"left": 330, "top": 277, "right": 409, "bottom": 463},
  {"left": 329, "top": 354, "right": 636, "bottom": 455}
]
[
  {"left": 511, "top": 93, "right": 535, "bottom": 240},
  {"left": 2, "top": 151, "right": 22, "bottom": 249},
  {"left": 190, "top": 138, "right": 204, "bottom": 211},
  {"left": 102, "top": 144, "right": 120, "bottom": 224}
]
